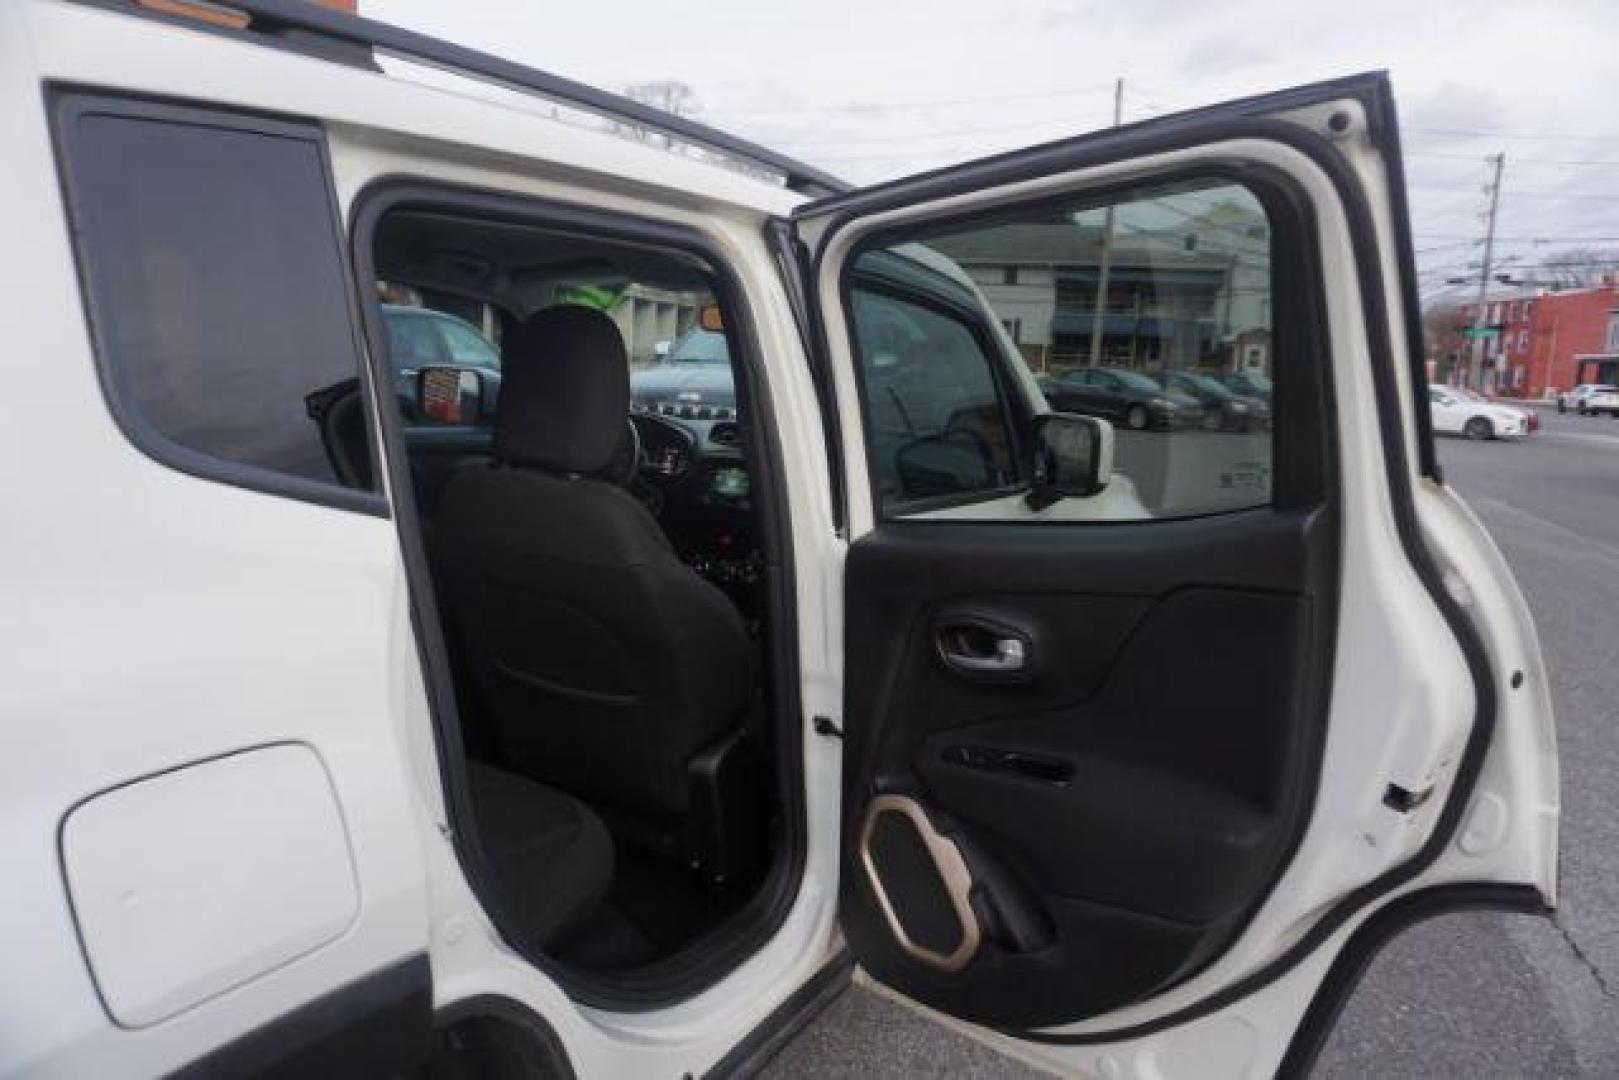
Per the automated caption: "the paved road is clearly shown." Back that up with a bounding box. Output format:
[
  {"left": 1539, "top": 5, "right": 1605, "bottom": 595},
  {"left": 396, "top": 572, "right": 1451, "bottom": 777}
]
[
  {"left": 768, "top": 407, "right": 1619, "bottom": 1077},
  {"left": 1318, "top": 408, "right": 1619, "bottom": 1077}
]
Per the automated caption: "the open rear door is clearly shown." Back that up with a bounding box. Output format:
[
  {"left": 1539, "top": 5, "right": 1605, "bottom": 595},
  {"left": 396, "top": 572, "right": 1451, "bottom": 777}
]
[{"left": 795, "top": 73, "right": 1557, "bottom": 1076}]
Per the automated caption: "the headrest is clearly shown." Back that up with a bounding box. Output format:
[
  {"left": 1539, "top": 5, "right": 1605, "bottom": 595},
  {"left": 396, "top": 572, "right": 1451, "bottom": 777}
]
[{"left": 494, "top": 305, "right": 629, "bottom": 474}]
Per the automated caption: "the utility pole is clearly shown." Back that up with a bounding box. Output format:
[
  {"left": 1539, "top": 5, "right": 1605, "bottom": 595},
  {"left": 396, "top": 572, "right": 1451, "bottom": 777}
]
[
  {"left": 1542, "top": 315, "right": 1559, "bottom": 401},
  {"left": 1467, "top": 152, "right": 1505, "bottom": 391},
  {"left": 1086, "top": 77, "right": 1124, "bottom": 367}
]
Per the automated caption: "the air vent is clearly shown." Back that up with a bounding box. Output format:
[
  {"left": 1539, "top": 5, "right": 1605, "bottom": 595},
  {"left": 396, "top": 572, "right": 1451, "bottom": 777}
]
[{"left": 709, "top": 422, "right": 741, "bottom": 447}]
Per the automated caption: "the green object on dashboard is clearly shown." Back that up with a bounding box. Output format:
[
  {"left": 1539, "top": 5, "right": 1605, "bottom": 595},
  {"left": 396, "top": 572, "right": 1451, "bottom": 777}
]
[{"left": 554, "top": 283, "right": 628, "bottom": 311}]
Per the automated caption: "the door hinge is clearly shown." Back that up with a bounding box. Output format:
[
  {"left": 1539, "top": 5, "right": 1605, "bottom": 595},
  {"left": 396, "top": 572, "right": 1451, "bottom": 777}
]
[{"left": 813, "top": 716, "right": 843, "bottom": 739}]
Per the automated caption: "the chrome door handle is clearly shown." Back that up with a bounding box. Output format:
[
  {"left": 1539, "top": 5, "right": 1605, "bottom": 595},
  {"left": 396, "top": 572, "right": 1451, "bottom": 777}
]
[
  {"left": 936, "top": 625, "right": 1030, "bottom": 679},
  {"left": 947, "top": 637, "right": 1026, "bottom": 673}
]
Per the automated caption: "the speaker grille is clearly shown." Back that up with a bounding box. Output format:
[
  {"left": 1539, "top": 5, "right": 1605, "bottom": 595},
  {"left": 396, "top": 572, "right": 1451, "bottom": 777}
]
[{"left": 867, "top": 808, "right": 966, "bottom": 958}]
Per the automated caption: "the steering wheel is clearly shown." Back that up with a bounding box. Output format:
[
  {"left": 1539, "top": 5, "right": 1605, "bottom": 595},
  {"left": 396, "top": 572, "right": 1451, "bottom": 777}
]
[{"left": 600, "top": 416, "right": 644, "bottom": 488}]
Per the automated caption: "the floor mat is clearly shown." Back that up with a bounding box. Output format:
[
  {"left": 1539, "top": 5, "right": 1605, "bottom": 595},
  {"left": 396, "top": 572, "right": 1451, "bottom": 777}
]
[
  {"left": 555, "top": 902, "right": 656, "bottom": 971},
  {"left": 557, "top": 841, "right": 752, "bottom": 970}
]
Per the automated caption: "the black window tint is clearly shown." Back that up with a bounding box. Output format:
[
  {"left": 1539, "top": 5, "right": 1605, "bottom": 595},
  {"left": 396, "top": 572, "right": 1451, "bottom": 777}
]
[
  {"left": 63, "top": 106, "right": 370, "bottom": 496},
  {"left": 850, "top": 287, "right": 1017, "bottom": 512}
]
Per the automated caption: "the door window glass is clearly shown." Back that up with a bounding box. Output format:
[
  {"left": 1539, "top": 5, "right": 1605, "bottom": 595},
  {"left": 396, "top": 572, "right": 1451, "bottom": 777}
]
[
  {"left": 847, "top": 178, "right": 1277, "bottom": 520},
  {"left": 850, "top": 285, "right": 1018, "bottom": 512}
]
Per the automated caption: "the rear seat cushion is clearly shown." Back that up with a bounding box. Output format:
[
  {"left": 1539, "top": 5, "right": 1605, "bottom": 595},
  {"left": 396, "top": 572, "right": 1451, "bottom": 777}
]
[{"left": 465, "top": 761, "right": 614, "bottom": 952}]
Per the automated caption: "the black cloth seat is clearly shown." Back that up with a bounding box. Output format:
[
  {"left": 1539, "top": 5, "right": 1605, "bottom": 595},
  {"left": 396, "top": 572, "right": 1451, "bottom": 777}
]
[
  {"left": 436, "top": 305, "right": 751, "bottom": 839},
  {"left": 465, "top": 761, "right": 613, "bottom": 951}
]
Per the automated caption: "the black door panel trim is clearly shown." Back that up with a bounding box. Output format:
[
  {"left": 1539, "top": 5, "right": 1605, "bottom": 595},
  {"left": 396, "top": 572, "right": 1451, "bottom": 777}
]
[
  {"left": 431, "top": 994, "right": 578, "bottom": 1078},
  {"left": 171, "top": 955, "right": 432, "bottom": 1079},
  {"left": 841, "top": 510, "right": 1334, "bottom": 1025}
]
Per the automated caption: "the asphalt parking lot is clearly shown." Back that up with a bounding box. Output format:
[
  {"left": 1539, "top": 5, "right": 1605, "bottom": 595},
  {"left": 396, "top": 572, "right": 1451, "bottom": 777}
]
[{"left": 767, "top": 406, "right": 1619, "bottom": 1078}]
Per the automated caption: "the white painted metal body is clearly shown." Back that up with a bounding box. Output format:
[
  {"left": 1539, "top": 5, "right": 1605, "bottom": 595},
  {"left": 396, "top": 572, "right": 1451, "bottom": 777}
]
[{"left": 0, "top": 3, "right": 1556, "bottom": 1077}]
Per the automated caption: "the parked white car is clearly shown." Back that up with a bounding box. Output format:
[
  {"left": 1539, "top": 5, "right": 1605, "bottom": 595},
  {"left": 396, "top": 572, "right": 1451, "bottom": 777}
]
[
  {"left": 1578, "top": 387, "right": 1619, "bottom": 417},
  {"left": 1429, "top": 387, "right": 1528, "bottom": 440},
  {"left": 1450, "top": 386, "right": 1539, "bottom": 433},
  {"left": 0, "top": 4, "right": 1557, "bottom": 1079},
  {"left": 1557, "top": 383, "right": 1618, "bottom": 414}
]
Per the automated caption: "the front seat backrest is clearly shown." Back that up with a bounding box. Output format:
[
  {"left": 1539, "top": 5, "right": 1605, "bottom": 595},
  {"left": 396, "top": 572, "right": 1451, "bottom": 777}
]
[{"left": 435, "top": 305, "right": 750, "bottom": 831}]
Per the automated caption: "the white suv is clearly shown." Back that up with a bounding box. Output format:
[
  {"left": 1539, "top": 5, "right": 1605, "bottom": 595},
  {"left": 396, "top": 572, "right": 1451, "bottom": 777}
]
[
  {"left": 1579, "top": 386, "right": 1619, "bottom": 418},
  {"left": 1558, "top": 383, "right": 1618, "bottom": 414},
  {"left": 0, "top": 4, "right": 1557, "bottom": 1078}
]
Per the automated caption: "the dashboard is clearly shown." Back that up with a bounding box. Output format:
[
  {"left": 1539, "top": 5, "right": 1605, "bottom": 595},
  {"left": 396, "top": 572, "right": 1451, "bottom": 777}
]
[
  {"left": 629, "top": 413, "right": 763, "bottom": 615},
  {"left": 631, "top": 415, "right": 749, "bottom": 502}
]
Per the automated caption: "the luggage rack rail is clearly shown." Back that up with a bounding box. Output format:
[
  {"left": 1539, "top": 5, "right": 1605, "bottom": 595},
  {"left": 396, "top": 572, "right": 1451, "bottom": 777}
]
[{"left": 83, "top": 0, "right": 851, "bottom": 197}]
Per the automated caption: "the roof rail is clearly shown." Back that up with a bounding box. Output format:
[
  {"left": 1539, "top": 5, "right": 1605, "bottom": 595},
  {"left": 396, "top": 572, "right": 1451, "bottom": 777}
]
[{"left": 97, "top": 0, "right": 851, "bottom": 197}]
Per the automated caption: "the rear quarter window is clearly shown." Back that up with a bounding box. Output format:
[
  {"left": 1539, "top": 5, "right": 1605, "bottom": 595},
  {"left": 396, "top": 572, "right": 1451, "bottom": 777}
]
[{"left": 55, "top": 96, "right": 377, "bottom": 510}]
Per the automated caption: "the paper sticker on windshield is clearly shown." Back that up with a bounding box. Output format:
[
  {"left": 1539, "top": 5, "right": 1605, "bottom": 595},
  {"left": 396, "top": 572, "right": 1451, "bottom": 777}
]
[{"left": 1219, "top": 461, "right": 1272, "bottom": 492}]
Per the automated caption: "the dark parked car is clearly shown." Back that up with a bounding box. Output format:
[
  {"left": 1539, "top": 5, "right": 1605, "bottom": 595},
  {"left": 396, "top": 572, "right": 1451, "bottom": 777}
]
[
  {"left": 384, "top": 304, "right": 501, "bottom": 373},
  {"left": 1037, "top": 366, "right": 1208, "bottom": 431},
  {"left": 629, "top": 327, "right": 738, "bottom": 422},
  {"left": 383, "top": 304, "right": 502, "bottom": 420},
  {"left": 1218, "top": 370, "right": 1272, "bottom": 402},
  {"left": 1167, "top": 371, "right": 1272, "bottom": 432}
]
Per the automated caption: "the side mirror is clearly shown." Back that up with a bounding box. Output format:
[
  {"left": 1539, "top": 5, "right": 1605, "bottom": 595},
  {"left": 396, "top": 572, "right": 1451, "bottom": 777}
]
[
  {"left": 416, "top": 366, "right": 487, "bottom": 425},
  {"left": 654, "top": 340, "right": 672, "bottom": 360},
  {"left": 1026, "top": 412, "right": 1112, "bottom": 511}
]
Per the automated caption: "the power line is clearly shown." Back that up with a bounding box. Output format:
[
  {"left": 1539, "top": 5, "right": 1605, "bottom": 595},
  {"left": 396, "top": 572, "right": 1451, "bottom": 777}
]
[
  {"left": 1414, "top": 232, "right": 1619, "bottom": 242},
  {"left": 775, "top": 110, "right": 1113, "bottom": 149},
  {"left": 1122, "top": 83, "right": 1193, "bottom": 111},
  {"left": 704, "top": 82, "right": 1119, "bottom": 118},
  {"left": 1408, "top": 151, "right": 1619, "bottom": 168},
  {"left": 1408, "top": 185, "right": 1619, "bottom": 203},
  {"left": 1406, "top": 126, "right": 1619, "bottom": 143}
]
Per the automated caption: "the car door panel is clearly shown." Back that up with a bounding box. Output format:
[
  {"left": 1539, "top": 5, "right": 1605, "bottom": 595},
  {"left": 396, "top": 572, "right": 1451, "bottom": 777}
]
[
  {"left": 843, "top": 508, "right": 1331, "bottom": 1027},
  {"left": 1431, "top": 396, "right": 1459, "bottom": 433},
  {"left": 790, "top": 69, "right": 1555, "bottom": 1069},
  {"left": 1076, "top": 376, "right": 1123, "bottom": 421}
]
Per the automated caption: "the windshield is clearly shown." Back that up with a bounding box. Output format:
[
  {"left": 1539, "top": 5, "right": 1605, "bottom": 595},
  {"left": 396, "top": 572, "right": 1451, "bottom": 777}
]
[
  {"left": 436, "top": 315, "right": 500, "bottom": 370},
  {"left": 668, "top": 328, "right": 730, "bottom": 365},
  {"left": 383, "top": 306, "right": 500, "bottom": 371},
  {"left": 1112, "top": 370, "right": 1164, "bottom": 393}
]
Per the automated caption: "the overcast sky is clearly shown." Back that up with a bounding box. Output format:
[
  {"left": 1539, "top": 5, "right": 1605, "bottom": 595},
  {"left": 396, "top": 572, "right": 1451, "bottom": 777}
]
[{"left": 365, "top": 0, "right": 1619, "bottom": 301}]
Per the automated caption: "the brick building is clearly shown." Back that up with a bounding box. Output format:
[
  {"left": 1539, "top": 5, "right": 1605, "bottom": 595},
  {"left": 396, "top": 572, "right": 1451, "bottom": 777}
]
[{"left": 1443, "top": 282, "right": 1619, "bottom": 398}]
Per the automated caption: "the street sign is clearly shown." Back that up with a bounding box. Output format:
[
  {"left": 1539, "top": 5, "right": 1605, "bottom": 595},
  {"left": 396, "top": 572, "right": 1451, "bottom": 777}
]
[{"left": 1462, "top": 327, "right": 1500, "bottom": 340}]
